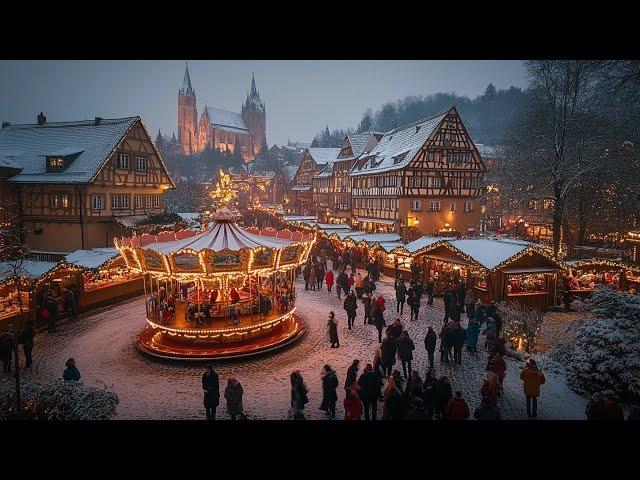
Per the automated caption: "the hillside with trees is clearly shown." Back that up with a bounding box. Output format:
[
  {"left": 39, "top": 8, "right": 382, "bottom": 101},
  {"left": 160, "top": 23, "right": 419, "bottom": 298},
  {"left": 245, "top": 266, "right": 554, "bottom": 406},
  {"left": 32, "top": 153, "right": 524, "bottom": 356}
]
[{"left": 311, "top": 84, "right": 527, "bottom": 147}]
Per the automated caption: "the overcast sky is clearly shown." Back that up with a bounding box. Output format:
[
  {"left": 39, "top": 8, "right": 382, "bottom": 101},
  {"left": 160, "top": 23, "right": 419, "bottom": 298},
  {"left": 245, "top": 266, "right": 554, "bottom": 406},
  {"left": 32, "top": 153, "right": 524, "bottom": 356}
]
[{"left": 0, "top": 60, "right": 527, "bottom": 146}]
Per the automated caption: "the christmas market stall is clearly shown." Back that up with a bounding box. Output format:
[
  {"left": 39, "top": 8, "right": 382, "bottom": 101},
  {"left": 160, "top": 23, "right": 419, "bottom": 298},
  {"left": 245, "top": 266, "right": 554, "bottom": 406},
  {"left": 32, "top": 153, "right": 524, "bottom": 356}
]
[
  {"left": 390, "top": 237, "right": 443, "bottom": 283},
  {"left": 564, "top": 258, "right": 640, "bottom": 297},
  {"left": 65, "top": 248, "right": 145, "bottom": 310},
  {"left": 462, "top": 238, "right": 563, "bottom": 309},
  {"left": 115, "top": 208, "right": 316, "bottom": 360},
  {"left": 0, "top": 260, "right": 57, "bottom": 330}
]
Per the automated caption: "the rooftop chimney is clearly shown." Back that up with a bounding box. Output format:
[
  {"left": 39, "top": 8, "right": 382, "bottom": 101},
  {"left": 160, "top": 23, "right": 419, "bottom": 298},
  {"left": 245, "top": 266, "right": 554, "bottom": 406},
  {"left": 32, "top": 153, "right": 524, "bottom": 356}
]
[
  {"left": 1, "top": 122, "right": 10, "bottom": 128},
  {"left": 94, "top": 117, "right": 103, "bottom": 126},
  {"left": 37, "top": 112, "right": 46, "bottom": 125}
]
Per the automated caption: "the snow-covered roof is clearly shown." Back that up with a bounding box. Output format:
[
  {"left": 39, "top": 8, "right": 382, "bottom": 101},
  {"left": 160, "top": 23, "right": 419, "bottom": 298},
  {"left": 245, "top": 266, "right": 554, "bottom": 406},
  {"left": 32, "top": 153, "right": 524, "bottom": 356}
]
[
  {"left": 349, "top": 110, "right": 449, "bottom": 177},
  {"left": 0, "top": 117, "right": 140, "bottom": 184},
  {"left": 282, "top": 215, "right": 317, "bottom": 222},
  {"left": 143, "top": 221, "right": 295, "bottom": 254},
  {"left": 336, "top": 232, "right": 402, "bottom": 244},
  {"left": 0, "top": 156, "right": 22, "bottom": 170},
  {"left": 399, "top": 236, "right": 442, "bottom": 254},
  {"left": 177, "top": 212, "right": 200, "bottom": 222},
  {"left": 376, "top": 241, "right": 404, "bottom": 252},
  {"left": 283, "top": 164, "right": 298, "bottom": 181},
  {"left": 206, "top": 107, "right": 249, "bottom": 133},
  {"left": 291, "top": 184, "right": 312, "bottom": 191},
  {"left": 475, "top": 143, "right": 502, "bottom": 158},
  {"left": 345, "top": 131, "right": 381, "bottom": 159},
  {"left": 65, "top": 248, "right": 119, "bottom": 270},
  {"left": 114, "top": 214, "right": 153, "bottom": 228},
  {"left": 0, "top": 260, "right": 58, "bottom": 282},
  {"left": 306, "top": 148, "right": 340, "bottom": 166},
  {"left": 446, "top": 238, "right": 535, "bottom": 270}
]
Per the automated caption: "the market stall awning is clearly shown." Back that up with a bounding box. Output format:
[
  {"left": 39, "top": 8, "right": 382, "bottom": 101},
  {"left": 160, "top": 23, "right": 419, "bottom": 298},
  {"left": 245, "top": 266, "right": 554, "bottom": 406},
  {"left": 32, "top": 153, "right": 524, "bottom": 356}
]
[
  {"left": 65, "top": 248, "right": 119, "bottom": 270},
  {"left": 355, "top": 217, "right": 396, "bottom": 225},
  {"left": 447, "top": 238, "right": 534, "bottom": 270},
  {"left": 501, "top": 266, "right": 559, "bottom": 274},
  {"left": 398, "top": 236, "right": 441, "bottom": 254},
  {"left": 0, "top": 260, "right": 58, "bottom": 283}
]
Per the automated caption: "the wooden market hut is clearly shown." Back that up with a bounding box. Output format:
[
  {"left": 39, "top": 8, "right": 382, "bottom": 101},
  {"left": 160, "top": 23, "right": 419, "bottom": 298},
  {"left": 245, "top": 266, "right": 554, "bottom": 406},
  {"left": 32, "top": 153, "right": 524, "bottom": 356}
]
[
  {"left": 64, "top": 248, "right": 145, "bottom": 310},
  {"left": 564, "top": 258, "right": 640, "bottom": 298}
]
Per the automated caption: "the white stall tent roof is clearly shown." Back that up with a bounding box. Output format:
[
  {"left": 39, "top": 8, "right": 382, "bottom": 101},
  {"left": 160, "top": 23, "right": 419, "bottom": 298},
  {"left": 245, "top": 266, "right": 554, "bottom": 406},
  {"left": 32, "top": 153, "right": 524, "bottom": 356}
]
[
  {"left": 447, "top": 238, "right": 535, "bottom": 270},
  {"left": 65, "top": 248, "right": 119, "bottom": 269},
  {"left": 377, "top": 242, "right": 405, "bottom": 253},
  {"left": 400, "top": 236, "right": 442, "bottom": 253},
  {"left": 0, "top": 260, "right": 58, "bottom": 282},
  {"left": 314, "top": 223, "right": 351, "bottom": 231}
]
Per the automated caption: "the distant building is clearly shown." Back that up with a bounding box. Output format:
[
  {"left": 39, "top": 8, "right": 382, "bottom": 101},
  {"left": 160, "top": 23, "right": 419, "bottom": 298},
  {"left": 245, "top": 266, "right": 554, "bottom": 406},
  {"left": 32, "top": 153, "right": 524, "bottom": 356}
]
[
  {"left": 228, "top": 163, "right": 277, "bottom": 206},
  {"left": 288, "top": 147, "right": 340, "bottom": 216},
  {"left": 0, "top": 114, "right": 174, "bottom": 252},
  {"left": 312, "top": 131, "right": 382, "bottom": 224},
  {"left": 177, "top": 64, "right": 266, "bottom": 162}
]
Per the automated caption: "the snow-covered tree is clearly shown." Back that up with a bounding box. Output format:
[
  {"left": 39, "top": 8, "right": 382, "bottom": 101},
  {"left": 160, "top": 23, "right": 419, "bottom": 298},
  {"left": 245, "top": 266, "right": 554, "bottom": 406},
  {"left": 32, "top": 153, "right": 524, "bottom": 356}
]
[
  {"left": 0, "top": 378, "right": 119, "bottom": 420},
  {"left": 498, "top": 301, "right": 544, "bottom": 352},
  {"left": 567, "top": 287, "right": 640, "bottom": 400}
]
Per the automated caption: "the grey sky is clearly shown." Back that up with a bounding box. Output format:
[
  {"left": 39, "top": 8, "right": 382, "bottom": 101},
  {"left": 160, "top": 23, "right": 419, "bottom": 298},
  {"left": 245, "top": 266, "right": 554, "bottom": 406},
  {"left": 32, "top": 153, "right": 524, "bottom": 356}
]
[{"left": 0, "top": 60, "right": 527, "bottom": 146}]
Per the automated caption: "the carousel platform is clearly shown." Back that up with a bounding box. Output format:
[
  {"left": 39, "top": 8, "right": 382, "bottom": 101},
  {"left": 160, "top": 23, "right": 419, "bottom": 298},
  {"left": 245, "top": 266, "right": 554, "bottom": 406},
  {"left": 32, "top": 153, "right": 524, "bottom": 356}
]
[{"left": 135, "top": 310, "right": 306, "bottom": 360}]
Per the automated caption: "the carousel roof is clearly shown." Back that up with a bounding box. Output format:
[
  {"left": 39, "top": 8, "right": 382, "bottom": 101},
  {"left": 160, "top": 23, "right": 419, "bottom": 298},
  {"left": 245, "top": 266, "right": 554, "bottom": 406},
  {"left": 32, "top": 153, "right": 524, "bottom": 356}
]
[{"left": 140, "top": 221, "right": 306, "bottom": 255}]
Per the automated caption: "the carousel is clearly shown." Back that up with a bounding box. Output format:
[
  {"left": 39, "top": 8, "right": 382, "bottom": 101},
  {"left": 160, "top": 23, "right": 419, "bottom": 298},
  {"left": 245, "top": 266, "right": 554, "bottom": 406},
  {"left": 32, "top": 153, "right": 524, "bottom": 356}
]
[{"left": 114, "top": 172, "right": 315, "bottom": 360}]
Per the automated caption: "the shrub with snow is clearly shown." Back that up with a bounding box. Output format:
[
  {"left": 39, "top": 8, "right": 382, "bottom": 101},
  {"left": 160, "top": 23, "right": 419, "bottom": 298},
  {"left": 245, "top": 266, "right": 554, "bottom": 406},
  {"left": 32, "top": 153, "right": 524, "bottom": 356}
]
[
  {"left": 498, "top": 301, "right": 544, "bottom": 353},
  {"left": 0, "top": 378, "right": 119, "bottom": 420},
  {"left": 566, "top": 287, "right": 640, "bottom": 400}
]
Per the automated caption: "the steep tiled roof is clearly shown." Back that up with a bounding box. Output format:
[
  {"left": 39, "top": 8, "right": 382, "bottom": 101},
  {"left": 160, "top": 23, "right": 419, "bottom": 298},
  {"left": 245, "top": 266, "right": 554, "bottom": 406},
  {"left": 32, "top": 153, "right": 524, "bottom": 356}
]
[
  {"left": 306, "top": 147, "right": 340, "bottom": 166},
  {"left": 0, "top": 117, "right": 140, "bottom": 184},
  {"left": 349, "top": 109, "right": 450, "bottom": 177},
  {"left": 206, "top": 107, "right": 249, "bottom": 133},
  {"left": 346, "top": 131, "right": 382, "bottom": 158}
]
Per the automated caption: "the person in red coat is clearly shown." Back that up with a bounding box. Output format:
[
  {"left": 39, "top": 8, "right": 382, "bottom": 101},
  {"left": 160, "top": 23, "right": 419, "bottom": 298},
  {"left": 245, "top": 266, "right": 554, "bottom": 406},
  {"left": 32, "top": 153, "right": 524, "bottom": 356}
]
[
  {"left": 446, "top": 391, "right": 470, "bottom": 420},
  {"left": 325, "top": 270, "right": 334, "bottom": 293},
  {"left": 344, "top": 388, "right": 364, "bottom": 420},
  {"left": 229, "top": 288, "right": 240, "bottom": 304},
  {"left": 376, "top": 295, "right": 386, "bottom": 313},
  {"left": 487, "top": 352, "right": 507, "bottom": 388}
]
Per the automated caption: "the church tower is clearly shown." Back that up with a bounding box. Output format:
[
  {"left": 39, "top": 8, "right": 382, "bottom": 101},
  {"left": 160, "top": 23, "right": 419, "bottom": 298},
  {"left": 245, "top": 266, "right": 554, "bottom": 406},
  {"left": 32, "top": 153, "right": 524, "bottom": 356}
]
[
  {"left": 241, "top": 73, "right": 267, "bottom": 157},
  {"left": 177, "top": 63, "right": 198, "bottom": 155}
]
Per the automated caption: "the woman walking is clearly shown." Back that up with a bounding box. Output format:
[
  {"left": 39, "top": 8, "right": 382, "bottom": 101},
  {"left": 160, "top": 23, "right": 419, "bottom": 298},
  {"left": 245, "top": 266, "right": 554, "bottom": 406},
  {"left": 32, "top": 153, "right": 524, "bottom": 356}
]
[
  {"left": 325, "top": 269, "right": 334, "bottom": 293},
  {"left": 224, "top": 377, "right": 244, "bottom": 420},
  {"left": 372, "top": 302, "right": 385, "bottom": 343},
  {"left": 362, "top": 292, "right": 372, "bottom": 325},
  {"left": 328, "top": 311, "right": 339, "bottom": 348},
  {"left": 343, "top": 291, "right": 358, "bottom": 330},
  {"left": 290, "top": 370, "right": 309, "bottom": 420},
  {"left": 320, "top": 364, "right": 339, "bottom": 419}
]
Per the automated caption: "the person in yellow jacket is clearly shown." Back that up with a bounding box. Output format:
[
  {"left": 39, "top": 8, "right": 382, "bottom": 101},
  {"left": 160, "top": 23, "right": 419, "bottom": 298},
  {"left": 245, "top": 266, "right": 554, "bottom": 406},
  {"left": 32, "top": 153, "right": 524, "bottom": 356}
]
[{"left": 519, "top": 358, "right": 546, "bottom": 418}]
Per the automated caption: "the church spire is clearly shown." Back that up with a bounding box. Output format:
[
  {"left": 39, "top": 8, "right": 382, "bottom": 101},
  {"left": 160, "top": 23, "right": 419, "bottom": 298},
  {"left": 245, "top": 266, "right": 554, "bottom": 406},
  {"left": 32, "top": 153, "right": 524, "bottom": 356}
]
[
  {"left": 180, "top": 62, "right": 195, "bottom": 97},
  {"left": 250, "top": 72, "right": 258, "bottom": 97}
]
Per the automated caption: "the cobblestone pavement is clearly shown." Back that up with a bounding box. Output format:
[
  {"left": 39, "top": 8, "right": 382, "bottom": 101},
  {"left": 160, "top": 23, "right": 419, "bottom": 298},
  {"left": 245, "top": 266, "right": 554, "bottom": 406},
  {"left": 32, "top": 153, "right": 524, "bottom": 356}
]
[{"left": 16, "top": 270, "right": 587, "bottom": 420}]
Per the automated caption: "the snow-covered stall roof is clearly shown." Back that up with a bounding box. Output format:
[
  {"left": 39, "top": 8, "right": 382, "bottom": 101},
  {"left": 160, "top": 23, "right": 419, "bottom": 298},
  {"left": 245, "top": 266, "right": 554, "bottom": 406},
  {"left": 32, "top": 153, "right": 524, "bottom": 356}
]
[
  {"left": 142, "top": 221, "right": 297, "bottom": 254},
  {"left": 340, "top": 233, "right": 402, "bottom": 245},
  {"left": 65, "top": 248, "right": 119, "bottom": 270},
  {"left": 446, "top": 238, "right": 534, "bottom": 270},
  {"left": 0, "top": 117, "right": 140, "bottom": 184},
  {"left": 314, "top": 223, "right": 351, "bottom": 231},
  {"left": 349, "top": 110, "right": 449, "bottom": 177},
  {"left": 0, "top": 260, "right": 58, "bottom": 283},
  {"left": 375, "top": 241, "right": 405, "bottom": 253},
  {"left": 283, "top": 215, "right": 317, "bottom": 223},
  {"left": 396, "top": 236, "right": 442, "bottom": 254}
]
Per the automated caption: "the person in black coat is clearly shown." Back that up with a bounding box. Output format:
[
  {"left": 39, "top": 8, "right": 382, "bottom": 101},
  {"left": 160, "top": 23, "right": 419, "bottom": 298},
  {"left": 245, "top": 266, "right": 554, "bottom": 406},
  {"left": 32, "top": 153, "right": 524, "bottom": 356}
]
[
  {"left": 425, "top": 277, "right": 435, "bottom": 306},
  {"left": 435, "top": 376, "right": 453, "bottom": 420},
  {"left": 328, "top": 311, "right": 339, "bottom": 348},
  {"left": 0, "top": 331, "right": 14, "bottom": 374},
  {"left": 397, "top": 330, "right": 415, "bottom": 378},
  {"left": 336, "top": 271, "right": 348, "bottom": 300},
  {"left": 362, "top": 293, "right": 372, "bottom": 325},
  {"left": 320, "top": 364, "right": 339, "bottom": 419},
  {"left": 450, "top": 322, "right": 467, "bottom": 366},
  {"left": 357, "top": 363, "right": 382, "bottom": 420},
  {"left": 439, "top": 322, "right": 451, "bottom": 364},
  {"left": 422, "top": 369, "right": 438, "bottom": 420},
  {"left": 17, "top": 320, "right": 35, "bottom": 368},
  {"left": 343, "top": 291, "right": 358, "bottom": 330},
  {"left": 345, "top": 359, "right": 360, "bottom": 392},
  {"left": 202, "top": 366, "right": 220, "bottom": 420},
  {"left": 372, "top": 303, "right": 385, "bottom": 343},
  {"left": 424, "top": 326, "right": 437, "bottom": 369},
  {"left": 456, "top": 282, "right": 466, "bottom": 313},
  {"left": 380, "top": 334, "right": 397, "bottom": 377},
  {"left": 386, "top": 318, "right": 403, "bottom": 341},
  {"left": 395, "top": 279, "right": 407, "bottom": 315}
]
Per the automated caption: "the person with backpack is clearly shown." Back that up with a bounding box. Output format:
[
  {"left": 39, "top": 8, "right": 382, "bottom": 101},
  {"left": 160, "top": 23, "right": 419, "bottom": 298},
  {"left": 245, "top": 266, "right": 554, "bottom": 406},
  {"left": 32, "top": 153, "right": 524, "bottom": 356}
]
[
  {"left": 320, "top": 364, "right": 339, "bottom": 419},
  {"left": 397, "top": 330, "right": 415, "bottom": 378},
  {"left": 290, "top": 370, "right": 309, "bottom": 420}
]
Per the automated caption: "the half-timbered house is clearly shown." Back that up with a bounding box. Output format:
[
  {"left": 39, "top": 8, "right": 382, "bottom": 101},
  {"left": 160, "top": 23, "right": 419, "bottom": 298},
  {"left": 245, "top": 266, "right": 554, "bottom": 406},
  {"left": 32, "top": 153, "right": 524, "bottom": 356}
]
[
  {"left": 288, "top": 147, "right": 339, "bottom": 215},
  {"left": 349, "top": 106, "right": 486, "bottom": 240},
  {"left": 0, "top": 115, "right": 174, "bottom": 252},
  {"left": 312, "top": 131, "right": 382, "bottom": 224}
]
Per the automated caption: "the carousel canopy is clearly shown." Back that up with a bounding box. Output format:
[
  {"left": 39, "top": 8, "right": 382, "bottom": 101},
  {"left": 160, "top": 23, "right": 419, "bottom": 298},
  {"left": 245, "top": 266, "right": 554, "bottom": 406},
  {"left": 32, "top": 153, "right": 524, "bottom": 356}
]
[{"left": 142, "top": 221, "right": 299, "bottom": 255}]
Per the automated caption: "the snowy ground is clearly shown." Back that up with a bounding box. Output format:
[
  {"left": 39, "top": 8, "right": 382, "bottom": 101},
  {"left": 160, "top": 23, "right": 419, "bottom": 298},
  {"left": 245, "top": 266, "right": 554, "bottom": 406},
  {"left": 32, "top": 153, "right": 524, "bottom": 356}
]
[{"left": 12, "top": 269, "right": 589, "bottom": 420}]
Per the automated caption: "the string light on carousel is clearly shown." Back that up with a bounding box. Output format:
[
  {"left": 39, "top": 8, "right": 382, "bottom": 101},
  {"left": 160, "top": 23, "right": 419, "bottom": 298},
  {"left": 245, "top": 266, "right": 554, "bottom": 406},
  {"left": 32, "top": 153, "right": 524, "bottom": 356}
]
[{"left": 114, "top": 169, "right": 316, "bottom": 360}]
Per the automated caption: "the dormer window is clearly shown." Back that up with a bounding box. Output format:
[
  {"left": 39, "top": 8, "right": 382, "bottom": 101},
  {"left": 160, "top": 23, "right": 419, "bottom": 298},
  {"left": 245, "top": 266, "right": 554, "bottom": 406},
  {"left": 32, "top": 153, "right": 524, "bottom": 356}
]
[{"left": 48, "top": 157, "right": 65, "bottom": 170}]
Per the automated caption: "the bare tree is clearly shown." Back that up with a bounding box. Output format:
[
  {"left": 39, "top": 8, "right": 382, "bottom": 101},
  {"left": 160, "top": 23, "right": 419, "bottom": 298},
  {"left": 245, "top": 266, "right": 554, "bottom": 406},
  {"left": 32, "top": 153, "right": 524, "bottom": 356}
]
[{"left": 498, "top": 61, "right": 614, "bottom": 257}]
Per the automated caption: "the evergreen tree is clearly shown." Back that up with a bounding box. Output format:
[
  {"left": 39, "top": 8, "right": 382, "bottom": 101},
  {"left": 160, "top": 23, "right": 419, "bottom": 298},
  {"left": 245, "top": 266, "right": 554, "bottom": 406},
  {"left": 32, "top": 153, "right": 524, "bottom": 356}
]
[
  {"left": 357, "top": 108, "right": 374, "bottom": 132},
  {"left": 155, "top": 129, "right": 165, "bottom": 149}
]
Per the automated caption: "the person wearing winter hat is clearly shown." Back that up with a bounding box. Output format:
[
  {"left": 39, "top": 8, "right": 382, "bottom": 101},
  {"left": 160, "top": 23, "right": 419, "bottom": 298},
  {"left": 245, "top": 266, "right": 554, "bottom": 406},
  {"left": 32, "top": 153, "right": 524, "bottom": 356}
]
[{"left": 519, "top": 357, "right": 546, "bottom": 418}]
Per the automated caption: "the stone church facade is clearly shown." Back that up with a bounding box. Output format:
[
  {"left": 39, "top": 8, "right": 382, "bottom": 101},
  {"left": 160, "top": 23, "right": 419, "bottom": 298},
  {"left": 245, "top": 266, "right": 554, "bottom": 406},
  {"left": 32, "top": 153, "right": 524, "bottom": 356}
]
[{"left": 177, "top": 64, "right": 266, "bottom": 162}]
